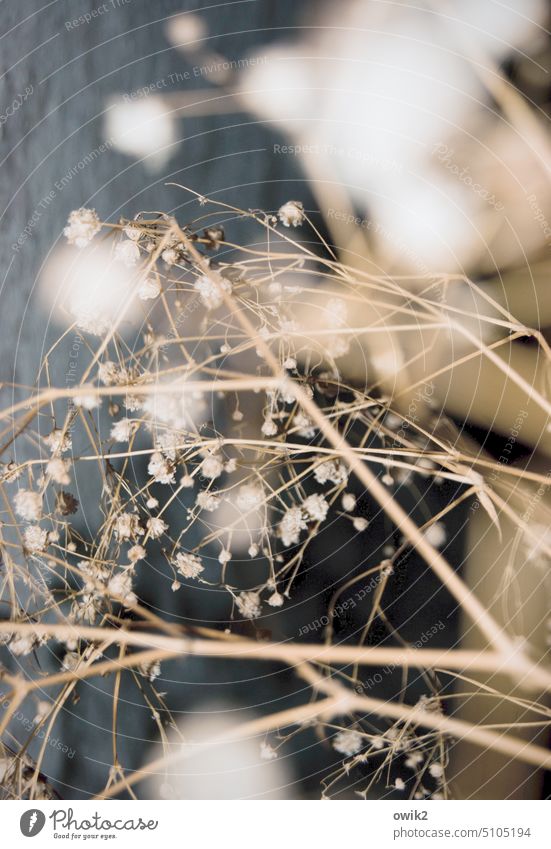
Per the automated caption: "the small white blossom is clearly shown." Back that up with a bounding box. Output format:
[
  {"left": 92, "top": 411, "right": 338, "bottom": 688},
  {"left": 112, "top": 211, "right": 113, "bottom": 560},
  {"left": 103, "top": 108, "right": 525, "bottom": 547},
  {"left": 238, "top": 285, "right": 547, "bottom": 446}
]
[
  {"left": 293, "top": 411, "right": 316, "bottom": 438},
  {"left": 429, "top": 762, "right": 444, "bottom": 779},
  {"left": 162, "top": 247, "right": 179, "bottom": 266},
  {"left": 260, "top": 741, "right": 278, "bottom": 760},
  {"left": 175, "top": 551, "right": 204, "bottom": 579},
  {"left": 44, "top": 428, "right": 72, "bottom": 454},
  {"left": 267, "top": 591, "right": 284, "bottom": 607},
  {"left": 33, "top": 701, "right": 50, "bottom": 725},
  {"left": 98, "top": 361, "right": 120, "bottom": 385},
  {"left": 342, "top": 493, "right": 356, "bottom": 512},
  {"left": 353, "top": 517, "right": 368, "bottom": 532},
  {"left": 314, "top": 459, "right": 348, "bottom": 486},
  {"left": 236, "top": 591, "right": 262, "bottom": 619},
  {"left": 108, "top": 571, "right": 137, "bottom": 605},
  {"left": 139, "top": 660, "right": 161, "bottom": 681},
  {"left": 123, "top": 223, "right": 141, "bottom": 241},
  {"left": 115, "top": 513, "right": 143, "bottom": 540},
  {"left": 201, "top": 455, "right": 224, "bottom": 479},
  {"left": 278, "top": 200, "right": 305, "bottom": 227},
  {"left": 139, "top": 277, "right": 162, "bottom": 300},
  {"left": 14, "top": 490, "right": 42, "bottom": 522},
  {"left": 394, "top": 777, "right": 406, "bottom": 791},
  {"left": 146, "top": 517, "right": 168, "bottom": 538},
  {"left": 279, "top": 506, "right": 307, "bottom": 546},
  {"left": 303, "top": 493, "right": 329, "bottom": 522},
  {"left": 115, "top": 239, "right": 140, "bottom": 266},
  {"left": 73, "top": 393, "right": 101, "bottom": 410},
  {"left": 64, "top": 208, "right": 101, "bottom": 248},
  {"left": 196, "top": 491, "right": 220, "bottom": 512},
  {"left": 405, "top": 752, "right": 424, "bottom": 769},
  {"left": 218, "top": 548, "right": 231, "bottom": 565},
  {"left": 46, "top": 457, "right": 71, "bottom": 485},
  {"left": 193, "top": 273, "right": 232, "bottom": 310},
  {"left": 24, "top": 525, "right": 48, "bottom": 552},
  {"left": 333, "top": 729, "right": 363, "bottom": 756},
  {"left": 9, "top": 633, "right": 39, "bottom": 656},
  {"left": 424, "top": 522, "right": 446, "bottom": 548},
  {"left": 128, "top": 544, "right": 146, "bottom": 562},
  {"left": 148, "top": 451, "right": 175, "bottom": 484},
  {"left": 110, "top": 418, "right": 134, "bottom": 442},
  {"left": 261, "top": 417, "right": 277, "bottom": 437}
]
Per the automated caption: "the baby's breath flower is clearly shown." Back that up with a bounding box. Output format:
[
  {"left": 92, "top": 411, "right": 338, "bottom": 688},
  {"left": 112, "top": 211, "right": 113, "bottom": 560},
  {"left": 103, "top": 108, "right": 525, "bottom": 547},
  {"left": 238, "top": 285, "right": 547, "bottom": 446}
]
[
  {"left": 201, "top": 454, "right": 224, "bottom": 479},
  {"left": 196, "top": 491, "right": 220, "bottom": 512},
  {"left": 342, "top": 493, "right": 356, "bottom": 512},
  {"left": 115, "top": 239, "right": 140, "bottom": 266},
  {"left": 261, "top": 417, "right": 277, "bottom": 437},
  {"left": 24, "top": 525, "right": 48, "bottom": 552},
  {"left": 267, "top": 591, "right": 284, "bottom": 607},
  {"left": 64, "top": 208, "right": 101, "bottom": 247},
  {"left": 405, "top": 752, "right": 424, "bottom": 769},
  {"left": 193, "top": 273, "right": 232, "bottom": 310},
  {"left": 115, "top": 513, "right": 143, "bottom": 541},
  {"left": 218, "top": 548, "right": 231, "bottom": 565},
  {"left": 98, "top": 361, "right": 120, "bottom": 385},
  {"left": 147, "top": 451, "right": 175, "bottom": 485},
  {"left": 44, "top": 428, "right": 72, "bottom": 454},
  {"left": 14, "top": 490, "right": 42, "bottom": 522},
  {"left": 394, "top": 777, "right": 406, "bottom": 791},
  {"left": 260, "top": 741, "right": 278, "bottom": 760},
  {"left": 123, "top": 223, "right": 141, "bottom": 241},
  {"left": 139, "top": 660, "right": 161, "bottom": 681},
  {"left": 147, "top": 517, "right": 168, "bottom": 538},
  {"left": 303, "top": 493, "right": 329, "bottom": 522},
  {"left": 236, "top": 591, "right": 262, "bottom": 619},
  {"left": 73, "top": 393, "right": 101, "bottom": 410},
  {"left": 423, "top": 522, "right": 447, "bottom": 548},
  {"left": 429, "top": 762, "right": 444, "bottom": 779},
  {"left": 278, "top": 200, "right": 305, "bottom": 227},
  {"left": 162, "top": 247, "right": 179, "bottom": 266},
  {"left": 174, "top": 551, "right": 204, "bottom": 579},
  {"left": 314, "top": 459, "right": 349, "bottom": 486},
  {"left": 128, "top": 544, "right": 146, "bottom": 562},
  {"left": 353, "top": 516, "right": 368, "bottom": 532},
  {"left": 279, "top": 506, "right": 307, "bottom": 547},
  {"left": 107, "top": 571, "right": 137, "bottom": 605},
  {"left": 110, "top": 418, "right": 134, "bottom": 442},
  {"left": 333, "top": 729, "right": 363, "bottom": 756},
  {"left": 9, "top": 633, "right": 39, "bottom": 656},
  {"left": 46, "top": 457, "right": 71, "bottom": 485},
  {"left": 139, "top": 277, "right": 162, "bottom": 300},
  {"left": 293, "top": 411, "right": 316, "bottom": 438}
]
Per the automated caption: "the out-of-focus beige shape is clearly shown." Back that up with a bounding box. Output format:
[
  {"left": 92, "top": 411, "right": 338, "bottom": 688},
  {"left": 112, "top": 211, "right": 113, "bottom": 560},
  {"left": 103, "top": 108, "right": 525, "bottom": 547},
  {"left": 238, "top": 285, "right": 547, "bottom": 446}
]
[
  {"left": 451, "top": 464, "right": 551, "bottom": 798},
  {"left": 146, "top": 707, "right": 293, "bottom": 799}
]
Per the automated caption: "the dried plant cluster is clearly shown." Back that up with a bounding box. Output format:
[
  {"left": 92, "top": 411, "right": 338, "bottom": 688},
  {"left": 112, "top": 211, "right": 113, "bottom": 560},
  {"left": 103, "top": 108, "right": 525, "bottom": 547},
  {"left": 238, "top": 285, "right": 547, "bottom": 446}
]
[{"left": 1, "top": 191, "right": 551, "bottom": 801}]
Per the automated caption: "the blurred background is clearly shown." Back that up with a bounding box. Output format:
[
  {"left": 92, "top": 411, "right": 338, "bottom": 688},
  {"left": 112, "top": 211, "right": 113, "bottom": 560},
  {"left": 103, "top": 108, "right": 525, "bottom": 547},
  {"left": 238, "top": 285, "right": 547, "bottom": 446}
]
[{"left": 1, "top": 0, "right": 551, "bottom": 800}]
